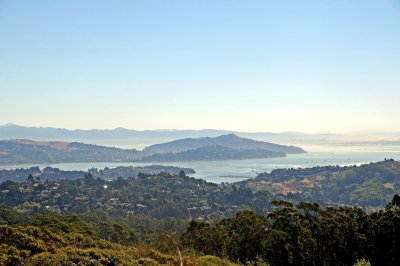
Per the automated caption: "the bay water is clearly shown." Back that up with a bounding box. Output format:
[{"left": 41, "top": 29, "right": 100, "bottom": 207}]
[{"left": 1, "top": 144, "right": 399, "bottom": 183}]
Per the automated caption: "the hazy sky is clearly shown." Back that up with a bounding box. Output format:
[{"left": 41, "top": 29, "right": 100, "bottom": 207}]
[{"left": 1, "top": 1, "right": 399, "bottom": 133}]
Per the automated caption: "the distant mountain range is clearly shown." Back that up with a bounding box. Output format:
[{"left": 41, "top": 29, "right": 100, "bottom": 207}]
[
  {"left": 2, "top": 125, "right": 399, "bottom": 150},
  {"left": 0, "top": 134, "right": 305, "bottom": 165},
  {"left": 0, "top": 124, "right": 342, "bottom": 148}
]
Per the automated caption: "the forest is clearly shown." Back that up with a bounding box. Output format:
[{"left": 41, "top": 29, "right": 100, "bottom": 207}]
[
  {"left": 1, "top": 196, "right": 399, "bottom": 265},
  {"left": 1, "top": 161, "right": 400, "bottom": 265},
  {"left": 183, "top": 195, "right": 400, "bottom": 265},
  {"left": 0, "top": 205, "right": 235, "bottom": 265},
  {"left": 246, "top": 159, "right": 400, "bottom": 207}
]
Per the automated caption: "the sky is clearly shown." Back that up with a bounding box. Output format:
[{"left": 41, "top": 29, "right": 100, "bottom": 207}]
[{"left": 0, "top": 0, "right": 400, "bottom": 133}]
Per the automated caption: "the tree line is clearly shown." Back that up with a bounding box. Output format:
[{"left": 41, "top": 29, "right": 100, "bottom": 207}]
[{"left": 182, "top": 195, "right": 400, "bottom": 266}]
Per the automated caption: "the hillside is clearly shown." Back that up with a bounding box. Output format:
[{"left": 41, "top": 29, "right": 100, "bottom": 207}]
[
  {"left": 0, "top": 135, "right": 305, "bottom": 165},
  {"left": 0, "top": 168, "right": 399, "bottom": 265},
  {"left": 143, "top": 134, "right": 306, "bottom": 155},
  {"left": 0, "top": 207, "right": 238, "bottom": 266},
  {"left": 244, "top": 159, "right": 400, "bottom": 206},
  {"left": 0, "top": 139, "right": 140, "bottom": 165},
  {"left": 1, "top": 198, "right": 400, "bottom": 266},
  {"left": 1, "top": 161, "right": 398, "bottom": 226},
  {"left": 138, "top": 145, "right": 286, "bottom": 162}
]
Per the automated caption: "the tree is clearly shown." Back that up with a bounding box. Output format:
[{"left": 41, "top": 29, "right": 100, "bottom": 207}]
[
  {"left": 354, "top": 259, "right": 372, "bottom": 266},
  {"left": 179, "top": 170, "right": 186, "bottom": 178},
  {"left": 27, "top": 175, "right": 34, "bottom": 182}
]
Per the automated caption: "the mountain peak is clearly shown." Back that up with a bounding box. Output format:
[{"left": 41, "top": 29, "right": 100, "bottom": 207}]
[
  {"left": 144, "top": 134, "right": 306, "bottom": 155},
  {"left": 216, "top": 134, "right": 240, "bottom": 139}
]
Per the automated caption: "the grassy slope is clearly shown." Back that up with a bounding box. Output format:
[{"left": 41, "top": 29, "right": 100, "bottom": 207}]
[{"left": 0, "top": 223, "right": 238, "bottom": 266}]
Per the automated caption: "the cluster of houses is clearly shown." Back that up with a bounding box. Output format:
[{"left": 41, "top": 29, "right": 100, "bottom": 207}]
[{"left": 0, "top": 176, "right": 243, "bottom": 220}]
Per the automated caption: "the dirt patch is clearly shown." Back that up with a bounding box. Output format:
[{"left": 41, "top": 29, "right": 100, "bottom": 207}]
[{"left": 270, "top": 179, "right": 300, "bottom": 195}]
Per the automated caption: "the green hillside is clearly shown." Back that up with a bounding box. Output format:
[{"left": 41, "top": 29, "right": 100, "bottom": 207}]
[
  {"left": 0, "top": 140, "right": 140, "bottom": 165},
  {"left": 137, "top": 145, "right": 286, "bottom": 162}
]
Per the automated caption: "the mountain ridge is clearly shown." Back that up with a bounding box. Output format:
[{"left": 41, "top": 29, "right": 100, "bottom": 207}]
[
  {"left": 143, "top": 134, "right": 306, "bottom": 155},
  {"left": 0, "top": 124, "right": 345, "bottom": 145},
  {"left": 0, "top": 139, "right": 140, "bottom": 165},
  {"left": 0, "top": 134, "right": 306, "bottom": 165},
  {"left": 137, "top": 144, "right": 287, "bottom": 162}
]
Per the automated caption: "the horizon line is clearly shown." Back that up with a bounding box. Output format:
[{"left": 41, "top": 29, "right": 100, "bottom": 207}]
[{"left": 1, "top": 123, "right": 400, "bottom": 136}]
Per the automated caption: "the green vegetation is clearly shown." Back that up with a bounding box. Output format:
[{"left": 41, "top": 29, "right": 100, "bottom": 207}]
[
  {"left": 0, "top": 170, "right": 282, "bottom": 229},
  {"left": 1, "top": 196, "right": 399, "bottom": 265},
  {"left": 248, "top": 159, "right": 400, "bottom": 207},
  {"left": 137, "top": 145, "right": 286, "bottom": 162},
  {"left": 1, "top": 160, "right": 400, "bottom": 265},
  {"left": 1, "top": 160, "right": 400, "bottom": 229},
  {"left": 0, "top": 206, "right": 238, "bottom": 265},
  {"left": 183, "top": 195, "right": 400, "bottom": 265},
  {"left": 0, "top": 140, "right": 140, "bottom": 165}
]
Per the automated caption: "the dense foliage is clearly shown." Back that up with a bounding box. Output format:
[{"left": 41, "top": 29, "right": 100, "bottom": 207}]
[
  {"left": 0, "top": 206, "right": 238, "bottom": 266},
  {"left": 1, "top": 160, "right": 400, "bottom": 265},
  {"left": 183, "top": 195, "right": 400, "bottom": 265},
  {"left": 0, "top": 171, "right": 286, "bottom": 230},
  {"left": 2, "top": 196, "right": 399, "bottom": 265},
  {"left": 248, "top": 159, "right": 400, "bottom": 207}
]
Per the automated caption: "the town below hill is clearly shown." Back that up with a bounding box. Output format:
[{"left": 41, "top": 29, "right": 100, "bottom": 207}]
[{"left": 1, "top": 160, "right": 398, "bottom": 225}]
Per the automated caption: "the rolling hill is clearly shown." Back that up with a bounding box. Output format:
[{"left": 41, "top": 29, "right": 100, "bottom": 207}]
[
  {"left": 143, "top": 134, "right": 306, "bottom": 155},
  {"left": 0, "top": 135, "right": 306, "bottom": 165},
  {"left": 0, "top": 139, "right": 141, "bottom": 165},
  {"left": 137, "top": 145, "right": 287, "bottom": 162}
]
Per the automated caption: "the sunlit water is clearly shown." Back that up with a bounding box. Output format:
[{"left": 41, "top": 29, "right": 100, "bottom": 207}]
[{"left": 1, "top": 144, "right": 400, "bottom": 183}]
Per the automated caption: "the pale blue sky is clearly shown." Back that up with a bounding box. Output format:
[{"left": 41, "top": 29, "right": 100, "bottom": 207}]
[{"left": 1, "top": 0, "right": 399, "bottom": 132}]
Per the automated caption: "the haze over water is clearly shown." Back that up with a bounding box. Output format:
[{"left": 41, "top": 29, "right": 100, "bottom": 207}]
[
  {"left": 1, "top": 1, "right": 400, "bottom": 183},
  {"left": 2, "top": 143, "right": 399, "bottom": 184}
]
